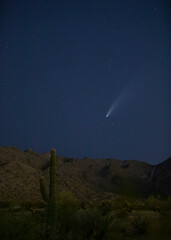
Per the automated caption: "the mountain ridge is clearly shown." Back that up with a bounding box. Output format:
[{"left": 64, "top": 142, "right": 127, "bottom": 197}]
[{"left": 0, "top": 146, "right": 170, "bottom": 201}]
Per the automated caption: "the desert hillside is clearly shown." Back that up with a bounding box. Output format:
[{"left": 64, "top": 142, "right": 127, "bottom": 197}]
[{"left": 0, "top": 146, "right": 170, "bottom": 201}]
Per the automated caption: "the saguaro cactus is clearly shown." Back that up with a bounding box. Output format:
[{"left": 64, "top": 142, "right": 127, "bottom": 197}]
[
  {"left": 40, "top": 149, "right": 57, "bottom": 239},
  {"left": 49, "top": 149, "right": 57, "bottom": 204},
  {"left": 47, "top": 149, "right": 57, "bottom": 239}
]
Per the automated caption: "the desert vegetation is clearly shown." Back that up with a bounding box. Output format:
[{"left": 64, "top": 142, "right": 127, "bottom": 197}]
[
  {"left": 0, "top": 193, "right": 171, "bottom": 239},
  {"left": 0, "top": 148, "right": 171, "bottom": 239}
]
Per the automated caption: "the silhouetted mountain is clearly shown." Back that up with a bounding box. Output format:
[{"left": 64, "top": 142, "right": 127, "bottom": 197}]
[{"left": 0, "top": 146, "right": 170, "bottom": 201}]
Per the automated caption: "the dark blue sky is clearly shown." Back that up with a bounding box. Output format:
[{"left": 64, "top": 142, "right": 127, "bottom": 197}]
[{"left": 0, "top": 0, "right": 170, "bottom": 164}]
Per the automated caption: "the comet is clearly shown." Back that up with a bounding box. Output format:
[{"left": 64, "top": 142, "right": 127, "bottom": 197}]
[
  {"left": 105, "top": 98, "right": 120, "bottom": 118},
  {"left": 106, "top": 90, "right": 130, "bottom": 118}
]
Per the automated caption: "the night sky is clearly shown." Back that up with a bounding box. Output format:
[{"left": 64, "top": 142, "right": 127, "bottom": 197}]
[{"left": 0, "top": 0, "right": 170, "bottom": 164}]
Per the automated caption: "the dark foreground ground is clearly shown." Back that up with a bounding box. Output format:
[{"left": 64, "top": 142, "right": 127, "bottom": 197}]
[{"left": 0, "top": 194, "right": 171, "bottom": 240}]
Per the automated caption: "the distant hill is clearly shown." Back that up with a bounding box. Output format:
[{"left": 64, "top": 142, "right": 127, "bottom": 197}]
[{"left": 0, "top": 146, "right": 170, "bottom": 201}]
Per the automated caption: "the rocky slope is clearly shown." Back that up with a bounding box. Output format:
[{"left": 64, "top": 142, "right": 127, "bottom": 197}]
[{"left": 0, "top": 146, "right": 170, "bottom": 201}]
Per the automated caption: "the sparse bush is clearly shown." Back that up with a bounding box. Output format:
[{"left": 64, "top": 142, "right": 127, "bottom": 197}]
[
  {"left": 55, "top": 191, "right": 79, "bottom": 239},
  {"left": 0, "top": 210, "right": 43, "bottom": 240},
  {"left": 0, "top": 200, "right": 12, "bottom": 209},
  {"left": 147, "top": 215, "right": 171, "bottom": 240},
  {"left": 76, "top": 207, "right": 113, "bottom": 240},
  {"left": 21, "top": 200, "right": 32, "bottom": 210},
  {"left": 145, "top": 195, "right": 161, "bottom": 211},
  {"left": 130, "top": 215, "right": 148, "bottom": 237}
]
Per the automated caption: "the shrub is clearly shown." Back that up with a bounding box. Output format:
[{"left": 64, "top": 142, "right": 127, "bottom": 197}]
[
  {"left": 0, "top": 210, "right": 43, "bottom": 240},
  {"left": 0, "top": 200, "right": 12, "bottom": 209}
]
